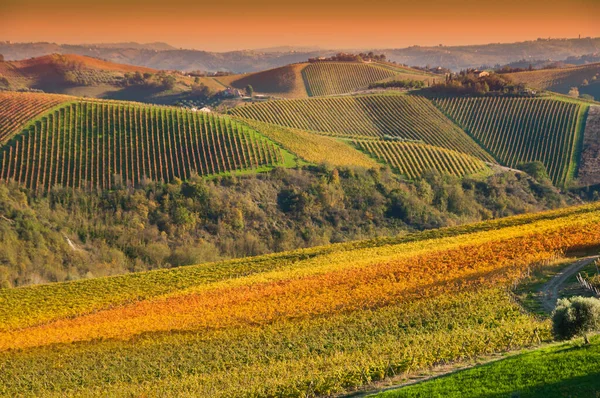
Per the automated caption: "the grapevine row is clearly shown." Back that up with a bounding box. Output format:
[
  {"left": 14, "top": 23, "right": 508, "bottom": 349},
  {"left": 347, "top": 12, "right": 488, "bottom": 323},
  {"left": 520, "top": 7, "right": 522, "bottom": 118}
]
[
  {"left": 301, "top": 62, "right": 398, "bottom": 96},
  {"left": 0, "top": 101, "right": 284, "bottom": 191},
  {"left": 433, "top": 96, "right": 583, "bottom": 185},
  {"left": 353, "top": 139, "right": 488, "bottom": 179},
  {"left": 230, "top": 94, "right": 493, "bottom": 161}
]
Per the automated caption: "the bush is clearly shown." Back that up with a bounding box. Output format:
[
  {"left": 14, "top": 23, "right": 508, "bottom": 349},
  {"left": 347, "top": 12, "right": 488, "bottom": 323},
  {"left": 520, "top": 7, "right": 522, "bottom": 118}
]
[{"left": 552, "top": 296, "right": 600, "bottom": 342}]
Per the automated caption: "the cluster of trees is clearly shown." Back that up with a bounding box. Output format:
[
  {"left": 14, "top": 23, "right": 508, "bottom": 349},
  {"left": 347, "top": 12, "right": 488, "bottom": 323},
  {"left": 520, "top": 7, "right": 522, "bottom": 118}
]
[
  {"left": 0, "top": 164, "right": 575, "bottom": 288},
  {"left": 368, "top": 80, "right": 426, "bottom": 90},
  {"left": 188, "top": 70, "right": 232, "bottom": 77},
  {"left": 411, "top": 65, "right": 452, "bottom": 75},
  {"left": 121, "top": 71, "right": 178, "bottom": 90},
  {"left": 431, "top": 71, "right": 530, "bottom": 95},
  {"left": 308, "top": 52, "right": 386, "bottom": 63},
  {"left": 496, "top": 64, "right": 535, "bottom": 73}
]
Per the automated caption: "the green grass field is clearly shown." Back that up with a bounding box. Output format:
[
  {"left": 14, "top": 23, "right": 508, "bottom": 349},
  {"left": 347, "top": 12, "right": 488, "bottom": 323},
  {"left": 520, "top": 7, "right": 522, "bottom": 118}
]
[{"left": 374, "top": 335, "right": 600, "bottom": 398}]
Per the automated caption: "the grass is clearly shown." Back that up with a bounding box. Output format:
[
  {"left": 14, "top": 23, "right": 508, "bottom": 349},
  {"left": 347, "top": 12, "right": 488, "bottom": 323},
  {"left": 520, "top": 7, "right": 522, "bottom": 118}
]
[
  {"left": 373, "top": 335, "right": 600, "bottom": 398},
  {"left": 239, "top": 118, "right": 379, "bottom": 168}
]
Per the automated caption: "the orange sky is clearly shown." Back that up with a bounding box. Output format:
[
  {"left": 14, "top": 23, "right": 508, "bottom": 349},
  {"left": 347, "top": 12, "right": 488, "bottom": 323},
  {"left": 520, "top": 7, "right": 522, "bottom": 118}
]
[{"left": 1, "top": 0, "right": 599, "bottom": 51}]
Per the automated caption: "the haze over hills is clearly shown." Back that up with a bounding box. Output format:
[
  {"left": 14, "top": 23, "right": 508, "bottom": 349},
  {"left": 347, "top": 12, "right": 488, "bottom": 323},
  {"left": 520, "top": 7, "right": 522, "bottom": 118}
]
[{"left": 1, "top": 37, "right": 599, "bottom": 73}]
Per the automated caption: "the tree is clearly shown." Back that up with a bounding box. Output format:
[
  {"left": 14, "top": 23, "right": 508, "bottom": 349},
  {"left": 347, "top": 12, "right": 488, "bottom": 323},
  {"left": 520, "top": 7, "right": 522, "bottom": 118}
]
[
  {"left": 245, "top": 85, "right": 254, "bottom": 97},
  {"left": 517, "top": 161, "right": 550, "bottom": 183},
  {"left": 568, "top": 87, "right": 580, "bottom": 98},
  {"left": 552, "top": 296, "right": 600, "bottom": 344},
  {"left": 160, "top": 75, "right": 177, "bottom": 90}
]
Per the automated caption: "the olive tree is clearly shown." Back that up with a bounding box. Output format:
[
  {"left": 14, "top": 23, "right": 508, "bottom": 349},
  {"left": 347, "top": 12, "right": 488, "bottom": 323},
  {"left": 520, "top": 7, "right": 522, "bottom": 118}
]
[{"left": 552, "top": 296, "right": 600, "bottom": 344}]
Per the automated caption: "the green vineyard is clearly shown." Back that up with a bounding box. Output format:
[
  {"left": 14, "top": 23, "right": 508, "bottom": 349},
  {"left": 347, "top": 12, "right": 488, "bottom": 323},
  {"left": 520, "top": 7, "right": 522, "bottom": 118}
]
[
  {"left": 433, "top": 97, "right": 587, "bottom": 185},
  {"left": 230, "top": 94, "right": 493, "bottom": 161},
  {"left": 353, "top": 139, "right": 489, "bottom": 179},
  {"left": 301, "top": 63, "right": 397, "bottom": 96},
  {"left": 0, "top": 101, "right": 285, "bottom": 191}
]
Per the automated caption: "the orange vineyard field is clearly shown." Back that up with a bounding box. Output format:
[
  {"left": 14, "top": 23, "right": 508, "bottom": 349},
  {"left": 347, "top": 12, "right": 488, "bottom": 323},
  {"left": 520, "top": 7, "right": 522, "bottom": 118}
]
[{"left": 2, "top": 202, "right": 600, "bottom": 396}]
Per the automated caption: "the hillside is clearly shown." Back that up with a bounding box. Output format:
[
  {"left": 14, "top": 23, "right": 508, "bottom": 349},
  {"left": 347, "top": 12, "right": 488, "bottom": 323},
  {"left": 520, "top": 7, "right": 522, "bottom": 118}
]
[
  {"left": 217, "top": 62, "right": 437, "bottom": 98},
  {"left": 0, "top": 54, "right": 156, "bottom": 91},
  {"left": 0, "top": 97, "right": 291, "bottom": 191},
  {"left": 352, "top": 139, "right": 489, "bottom": 179},
  {"left": 433, "top": 96, "right": 588, "bottom": 186},
  {"left": 1, "top": 202, "right": 600, "bottom": 396},
  {"left": 0, "top": 54, "right": 224, "bottom": 104},
  {"left": 229, "top": 93, "right": 493, "bottom": 161},
  {"left": 216, "top": 63, "right": 309, "bottom": 98},
  {"left": 301, "top": 62, "right": 399, "bottom": 96},
  {"left": 507, "top": 63, "right": 600, "bottom": 100}
]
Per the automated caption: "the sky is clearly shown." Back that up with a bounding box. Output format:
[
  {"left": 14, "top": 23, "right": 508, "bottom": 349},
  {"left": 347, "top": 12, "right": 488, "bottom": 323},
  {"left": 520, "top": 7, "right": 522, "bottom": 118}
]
[{"left": 1, "top": 0, "right": 599, "bottom": 52}]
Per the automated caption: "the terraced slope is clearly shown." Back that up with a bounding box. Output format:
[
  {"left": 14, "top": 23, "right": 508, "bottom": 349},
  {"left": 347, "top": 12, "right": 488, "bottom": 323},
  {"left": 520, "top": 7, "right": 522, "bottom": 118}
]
[
  {"left": 3, "top": 202, "right": 600, "bottom": 396},
  {"left": 353, "top": 139, "right": 489, "bottom": 179},
  {"left": 433, "top": 96, "right": 587, "bottom": 185},
  {"left": 301, "top": 62, "right": 398, "bottom": 96},
  {"left": 230, "top": 94, "right": 493, "bottom": 161},
  {"left": 0, "top": 91, "right": 71, "bottom": 142},
  {"left": 0, "top": 100, "right": 286, "bottom": 191}
]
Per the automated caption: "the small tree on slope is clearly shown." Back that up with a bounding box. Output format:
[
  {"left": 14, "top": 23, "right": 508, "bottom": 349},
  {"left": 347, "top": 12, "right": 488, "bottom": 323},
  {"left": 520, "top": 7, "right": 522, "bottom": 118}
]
[{"left": 552, "top": 296, "right": 600, "bottom": 344}]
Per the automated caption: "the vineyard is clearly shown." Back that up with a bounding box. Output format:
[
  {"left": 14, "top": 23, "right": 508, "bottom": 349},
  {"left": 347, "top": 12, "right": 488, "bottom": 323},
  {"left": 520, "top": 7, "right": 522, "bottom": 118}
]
[
  {"left": 0, "top": 100, "right": 286, "bottom": 191},
  {"left": 301, "top": 62, "right": 398, "bottom": 96},
  {"left": 2, "top": 202, "right": 600, "bottom": 396},
  {"left": 230, "top": 94, "right": 493, "bottom": 161},
  {"left": 353, "top": 139, "right": 489, "bottom": 179},
  {"left": 0, "top": 91, "right": 71, "bottom": 142},
  {"left": 433, "top": 96, "right": 587, "bottom": 185}
]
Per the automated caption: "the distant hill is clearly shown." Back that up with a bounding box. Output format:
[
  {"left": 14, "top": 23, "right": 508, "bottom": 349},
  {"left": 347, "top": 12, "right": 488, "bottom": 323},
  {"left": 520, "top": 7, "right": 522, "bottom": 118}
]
[
  {"left": 2, "top": 38, "right": 599, "bottom": 73},
  {"left": 0, "top": 54, "right": 155, "bottom": 92},
  {"left": 506, "top": 63, "right": 600, "bottom": 100},
  {"left": 0, "top": 54, "right": 225, "bottom": 104},
  {"left": 383, "top": 38, "right": 600, "bottom": 71}
]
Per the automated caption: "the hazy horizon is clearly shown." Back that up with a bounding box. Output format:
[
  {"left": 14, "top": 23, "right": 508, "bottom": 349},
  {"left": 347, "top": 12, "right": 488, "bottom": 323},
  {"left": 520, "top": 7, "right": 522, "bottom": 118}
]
[{"left": 2, "top": 0, "right": 599, "bottom": 52}]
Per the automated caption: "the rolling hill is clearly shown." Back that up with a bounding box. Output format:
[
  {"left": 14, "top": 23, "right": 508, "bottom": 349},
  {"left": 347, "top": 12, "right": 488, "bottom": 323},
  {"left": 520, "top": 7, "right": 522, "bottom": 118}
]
[
  {"left": 229, "top": 93, "right": 493, "bottom": 161},
  {"left": 0, "top": 54, "right": 224, "bottom": 103},
  {"left": 217, "top": 62, "right": 438, "bottom": 98},
  {"left": 0, "top": 54, "right": 156, "bottom": 91},
  {"left": 433, "top": 96, "right": 588, "bottom": 186},
  {"left": 506, "top": 63, "right": 600, "bottom": 100},
  {"left": 1, "top": 202, "right": 600, "bottom": 396},
  {"left": 0, "top": 95, "right": 291, "bottom": 191}
]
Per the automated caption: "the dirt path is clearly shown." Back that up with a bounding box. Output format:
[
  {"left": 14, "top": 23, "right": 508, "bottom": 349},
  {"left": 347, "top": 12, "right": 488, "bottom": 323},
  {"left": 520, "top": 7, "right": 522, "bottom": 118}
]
[{"left": 539, "top": 255, "right": 599, "bottom": 312}]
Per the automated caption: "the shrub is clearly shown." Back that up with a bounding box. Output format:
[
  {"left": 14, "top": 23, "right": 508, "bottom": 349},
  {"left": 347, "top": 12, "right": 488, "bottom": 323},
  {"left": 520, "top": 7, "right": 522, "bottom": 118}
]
[{"left": 552, "top": 296, "right": 600, "bottom": 343}]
